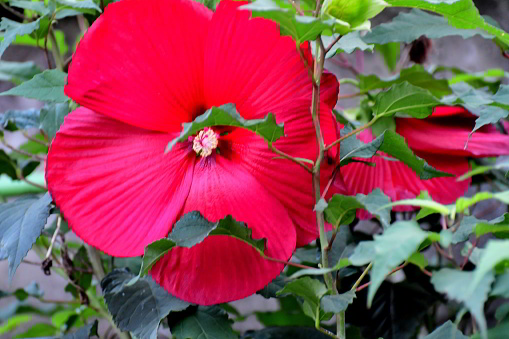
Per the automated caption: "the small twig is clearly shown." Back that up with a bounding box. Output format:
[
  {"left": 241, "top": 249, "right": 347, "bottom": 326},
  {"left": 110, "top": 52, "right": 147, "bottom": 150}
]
[
  {"left": 338, "top": 92, "right": 366, "bottom": 99},
  {"left": 0, "top": 2, "right": 26, "bottom": 20},
  {"left": 289, "top": 0, "right": 304, "bottom": 15},
  {"left": 316, "top": 326, "right": 337, "bottom": 339},
  {"left": 262, "top": 254, "right": 316, "bottom": 270},
  {"left": 326, "top": 228, "right": 338, "bottom": 251},
  {"left": 86, "top": 246, "right": 106, "bottom": 281},
  {"left": 460, "top": 239, "right": 477, "bottom": 270},
  {"left": 22, "top": 259, "right": 43, "bottom": 266},
  {"left": 434, "top": 243, "right": 455, "bottom": 263},
  {"left": 19, "top": 172, "right": 47, "bottom": 190},
  {"left": 298, "top": 46, "right": 315, "bottom": 83},
  {"left": 320, "top": 167, "right": 339, "bottom": 201},
  {"left": 351, "top": 262, "right": 373, "bottom": 291},
  {"left": 45, "top": 216, "right": 62, "bottom": 261},
  {"left": 48, "top": 28, "right": 64, "bottom": 71},
  {"left": 100, "top": 0, "right": 105, "bottom": 10},
  {"left": 1, "top": 138, "right": 46, "bottom": 162},
  {"left": 44, "top": 33, "right": 52, "bottom": 69},
  {"left": 325, "top": 118, "right": 378, "bottom": 151},
  {"left": 356, "top": 263, "right": 407, "bottom": 292},
  {"left": 421, "top": 268, "right": 433, "bottom": 277},
  {"left": 269, "top": 144, "right": 313, "bottom": 173},
  {"left": 324, "top": 35, "right": 342, "bottom": 55},
  {"left": 22, "top": 132, "right": 49, "bottom": 147}
]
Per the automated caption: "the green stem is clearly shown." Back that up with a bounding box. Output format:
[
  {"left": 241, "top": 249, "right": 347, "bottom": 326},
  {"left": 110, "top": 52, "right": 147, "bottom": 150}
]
[
  {"left": 0, "top": 173, "right": 47, "bottom": 197},
  {"left": 48, "top": 29, "right": 63, "bottom": 71},
  {"left": 351, "top": 262, "right": 373, "bottom": 291},
  {"left": 325, "top": 116, "right": 378, "bottom": 151},
  {"left": 339, "top": 78, "right": 360, "bottom": 87},
  {"left": 86, "top": 246, "right": 106, "bottom": 282}
]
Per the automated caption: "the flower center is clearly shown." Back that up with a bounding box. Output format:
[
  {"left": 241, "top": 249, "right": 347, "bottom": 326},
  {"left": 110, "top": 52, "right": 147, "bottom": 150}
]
[{"left": 192, "top": 128, "right": 219, "bottom": 157}]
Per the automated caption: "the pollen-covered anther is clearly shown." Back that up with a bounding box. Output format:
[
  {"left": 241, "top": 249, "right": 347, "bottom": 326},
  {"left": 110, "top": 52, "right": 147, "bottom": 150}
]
[{"left": 192, "top": 127, "right": 219, "bottom": 157}]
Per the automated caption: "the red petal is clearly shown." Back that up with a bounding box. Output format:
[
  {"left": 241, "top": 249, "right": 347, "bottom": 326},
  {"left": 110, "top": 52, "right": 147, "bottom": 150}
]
[
  {"left": 341, "top": 129, "right": 471, "bottom": 212},
  {"left": 431, "top": 106, "right": 472, "bottom": 118},
  {"left": 150, "top": 156, "right": 296, "bottom": 305},
  {"left": 65, "top": 0, "right": 212, "bottom": 132},
  {"left": 397, "top": 117, "right": 509, "bottom": 157},
  {"left": 203, "top": 1, "right": 339, "bottom": 120},
  {"left": 45, "top": 108, "right": 195, "bottom": 256},
  {"left": 224, "top": 100, "right": 338, "bottom": 246}
]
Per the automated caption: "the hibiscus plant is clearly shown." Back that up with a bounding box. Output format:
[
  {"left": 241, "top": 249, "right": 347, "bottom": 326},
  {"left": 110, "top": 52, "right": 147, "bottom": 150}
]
[{"left": 1, "top": 0, "right": 509, "bottom": 338}]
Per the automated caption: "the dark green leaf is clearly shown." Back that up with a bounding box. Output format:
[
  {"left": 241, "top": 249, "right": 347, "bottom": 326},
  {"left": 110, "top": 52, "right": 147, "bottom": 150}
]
[
  {"left": 166, "top": 104, "right": 283, "bottom": 152},
  {"left": 491, "top": 272, "right": 509, "bottom": 298},
  {"left": 475, "top": 213, "right": 509, "bottom": 237},
  {"left": 0, "top": 193, "right": 52, "bottom": 281},
  {"left": 471, "top": 322, "right": 509, "bottom": 339},
  {"left": 257, "top": 275, "right": 287, "bottom": 299},
  {"left": 363, "top": 9, "right": 491, "bottom": 45},
  {"left": 0, "top": 108, "right": 40, "bottom": 131},
  {"left": 322, "top": 31, "right": 374, "bottom": 57},
  {"left": 431, "top": 268, "right": 493, "bottom": 338},
  {"left": 320, "top": 291, "right": 356, "bottom": 313},
  {"left": 367, "top": 221, "right": 429, "bottom": 306},
  {"left": 495, "top": 304, "right": 509, "bottom": 322},
  {"left": 469, "top": 240, "right": 509, "bottom": 298},
  {"left": 493, "top": 84, "right": 509, "bottom": 105},
  {"left": 39, "top": 102, "right": 70, "bottom": 141},
  {"left": 0, "top": 69, "right": 68, "bottom": 103},
  {"left": 349, "top": 241, "right": 376, "bottom": 266},
  {"left": 277, "top": 277, "right": 328, "bottom": 311},
  {"left": 469, "top": 106, "right": 508, "bottom": 135},
  {"left": 375, "top": 42, "right": 400, "bottom": 72},
  {"left": 450, "top": 215, "right": 503, "bottom": 244},
  {"left": 373, "top": 82, "right": 441, "bottom": 118},
  {"left": 358, "top": 65, "right": 452, "bottom": 98},
  {"left": 171, "top": 306, "right": 237, "bottom": 339},
  {"left": 0, "top": 60, "right": 41, "bottom": 83},
  {"left": 14, "top": 323, "right": 58, "bottom": 338},
  {"left": 421, "top": 320, "right": 468, "bottom": 339},
  {"left": 59, "top": 320, "right": 98, "bottom": 339},
  {"left": 241, "top": 327, "right": 330, "bottom": 339},
  {"left": 241, "top": 0, "right": 334, "bottom": 44},
  {"left": 327, "top": 227, "right": 353, "bottom": 268},
  {"left": 9, "top": 0, "right": 52, "bottom": 15},
  {"left": 101, "top": 269, "right": 191, "bottom": 339},
  {"left": 339, "top": 125, "right": 384, "bottom": 164},
  {"left": 55, "top": 0, "right": 102, "bottom": 12},
  {"left": 0, "top": 17, "right": 41, "bottom": 58},
  {"left": 139, "top": 238, "right": 175, "bottom": 277},
  {"left": 355, "top": 189, "right": 391, "bottom": 229},
  {"left": 0, "top": 150, "right": 18, "bottom": 180},
  {"left": 13, "top": 282, "right": 43, "bottom": 301}
]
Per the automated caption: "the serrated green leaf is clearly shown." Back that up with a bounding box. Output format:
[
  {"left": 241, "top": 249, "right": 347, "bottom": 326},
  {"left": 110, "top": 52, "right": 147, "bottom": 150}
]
[
  {"left": 469, "top": 106, "right": 509, "bottom": 135},
  {"left": 384, "top": 0, "right": 509, "bottom": 49},
  {"left": 451, "top": 215, "right": 504, "bottom": 244},
  {"left": 475, "top": 213, "right": 509, "bottom": 237},
  {"left": 171, "top": 306, "right": 237, "bottom": 339},
  {"left": 139, "top": 212, "right": 266, "bottom": 276},
  {"left": 363, "top": 9, "right": 491, "bottom": 45},
  {"left": 421, "top": 320, "right": 468, "bottom": 339},
  {"left": 0, "top": 108, "right": 40, "bottom": 131},
  {"left": 101, "top": 269, "right": 191, "bottom": 339},
  {"left": 277, "top": 277, "right": 328, "bottom": 310},
  {"left": 469, "top": 240, "right": 509, "bottom": 297},
  {"left": 367, "top": 221, "right": 429, "bottom": 306},
  {"left": 491, "top": 272, "right": 509, "bottom": 298},
  {"left": 55, "top": 0, "right": 102, "bottom": 12},
  {"left": 0, "top": 60, "right": 41, "bottom": 83},
  {"left": 320, "top": 290, "right": 356, "bottom": 313},
  {"left": 0, "top": 193, "right": 52, "bottom": 282},
  {"left": 349, "top": 241, "right": 375, "bottom": 266},
  {"left": 358, "top": 65, "right": 452, "bottom": 98},
  {"left": 378, "top": 130, "right": 453, "bottom": 179},
  {"left": 322, "top": 31, "right": 374, "bottom": 57},
  {"left": 375, "top": 42, "right": 400, "bottom": 72},
  {"left": 59, "top": 320, "right": 98, "bottom": 339},
  {"left": 339, "top": 125, "right": 384, "bottom": 164},
  {"left": 166, "top": 104, "right": 283, "bottom": 153},
  {"left": 432, "top": 268, "right": 493, "bottom": 339},
  {"left": 241, "top": 0, "right": 334, "bottom": 44},
  {"left": 0, "top": 150, "right": 18, "bottom": 180},
  {"left": 493, "top": 84, "right": 509, "bottom": 105},
  {"left": 9, "top": 0, "right": 52, "bottom": 14},
  {"left": 257, "top": 275, "right": 287, "bottom": 299},
  {"left": 0, "top": 17, "right": 41, "bottom": 58},
  {"left": 39, "top": 102, "right": 70, "bottom": 141},
  {"left": 0, "top": 69, "right": 68, "bottom": 103},
  {"left": 373, "top": 82, "right": 441, "bottom": 118}
]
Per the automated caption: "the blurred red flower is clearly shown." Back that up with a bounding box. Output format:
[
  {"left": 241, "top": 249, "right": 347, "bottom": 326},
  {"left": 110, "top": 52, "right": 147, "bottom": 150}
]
[
  {"left": 339, "top": 106, "right": 509, "bottom": 212},
  {"left": 45, "top": 0, "right": 339, "bottom": 304}
]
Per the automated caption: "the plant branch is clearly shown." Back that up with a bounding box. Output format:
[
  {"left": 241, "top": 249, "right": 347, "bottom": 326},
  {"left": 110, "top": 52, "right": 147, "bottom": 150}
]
[
  {"left": 86, "top": 245, "right": 106, "bottom": 282},
  {"left": 289, "top": 0, "right": 304, "bottom": 15},
  {"left": 325, "top": 35, "right": 342, "bottom": 55},
  {"left": 338, "top": 91, "right": 366, "bottom": 99},
  {"left": 44, "top": 216, "right": 62, "bottom": 261},
  {"left": 22, "top": 132, "right": 49, "bottom": 147},
  {"left": 48, "top": 29, "right": 63, "bottom": 71},
  {"left": 351, "top": 262, "right": 373, "bottom": 291},
  {"left": 1, "top": 138, "right": 46, "bottom": 162},
  {"left": 0, "top": 2, "right": 26, "bottom": 20},
  {"left": 461, "top": 239, "right": 477, "bottom": 270},
  {"left": 262, "top": 254, "right": 316, "bottom": 270},
  {"left": 325, "top": 117, "right": 378, "bottom": 151},
  {"left": 269, "top": 144, "right": 313, "bottom": 173},
  {"left": 356, "top": 263, "right": 408, "bottom": 292}
]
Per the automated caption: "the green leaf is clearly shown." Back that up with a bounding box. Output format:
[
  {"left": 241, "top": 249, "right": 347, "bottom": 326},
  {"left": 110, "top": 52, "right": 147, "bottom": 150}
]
[
  {"left": 277, "top": 277, "right": 328, "bottom": 311},
  {"left": 0, "top": 314, "right": 32, "bottom": 335},
  {"left": 378, "top": 130, "right": 453, "bottom": 179},
  {"left": 358, "top": 65, "right": 452, "bottom": 98},
  {"left": 322, "top": 31, "right": 374, "bottom": 57},
  {"left": 431, "top": 268, "right": 493, "bottom": 338},
  {"left": 39, "top": 102, "right": 70, "bottom": 141},
  {"left": 407, "top": 251, "right": 428, "bottom": 269},
  {"left": 13, "top": 323, "right": 58, "bottom": 338},
  {"left": 373, "top": 82, "right": 441, "bottom": 118},
  {"left": 493, "top": 84, "right": 509, "bottom": 105},
  {"left": 471, "top": 322, "right": 509, "bottom": 339},
  {"left": 289, "top": 259, "right": 350, "bottom": 279},
  {"left": 384, "top": 0, "right": 509, "bottom": 49},
  {"left": 0, "top": 108, "right": 40, "bottom": 131},
  {"left": 367, "top": 221, "right": 429, "bottom": 306},
  {"left": 355, "top": 189, "right": 392, "bottom": 228},
  {"left": 166, "top": 104, "right": 283, "bottom": 153},
  {"left": 491, "top": 272, "right": 509, "bottom": 298},
  {"left": 322, "top": 0, "right": 389, "bottom": 33},
  {"left": 475, "top": 213, "right": 509, "bottom": 238},
  {"left": 469, "top": 240, "right": 509, "bottom": 296},
  {"left": 349, "top": 241, "right": 376, "bottom": 266},
  {"left": 320, "top": 290, "right": 356, "bottom": 313},
  {"left": 327, "top": 227, "right": 353, "bottom": 267},
  {"left": 0, "top": 150, "right": 18, "bottom": 180},
  {"left": 0, "top": 60, "right": 41, "bottom": 83},
  {"left": 241, "top": 327, "right": 330, "bottom": 339},
  {"left": 0, "top": 69, "right": 68, "bottom": 103},
  {"left": 469, "top": 106, "right": 508, "bottom": 135},
  {"left": 241, "top": 0, "right": 334, "bottom": 44},
  {"left": 139, "top": 212, "right": 266, "bottom": 276},
  {"left": 339, "top": 125, "right": 384, "bottom": 164},
  {"left": 101, "top": 268, "right": 191, "bottom": 339},
  {"left": 363, "top": 9, "right": 492, "bottom": 45},
  {"left": 451, "top": 215, "right": 504, "bottom": 244},
  {"left": 13, "top": 282, "right": 44, "bottom": 301},
  {"left": 171, "top": 306, "right": 237, "bottom": 339},
  {"left": 60, "top": 320, "right": 98, "bottom": 339},
  {"left": 455, "top": 192, "right": 493, "bottom": 213},
  {"left": 375, "top": 42, "right": 400, "bottom": 72},
  {"left": 495, "top": 304, "right": 509, "bottom": 323},
  {"left": 421, "top": 320, "right": 468, "bottom": 339},
  {"left": 55, "top": 0, "right": 102, "bottom": 12},
  {"left": 0, "top": 193, "right": 52, "bottom": 282},
  {"left": 13, "top": 29, "right": 68, "bottom": 55},
  {"left": 0, "top": 17, "right": 41, "bottom": 58},
  {"left": 257, "top": 275, "right": 287, "bottom": 299},
  {"left": 9, "top": 0, "right": 52, "bottom": 15}
]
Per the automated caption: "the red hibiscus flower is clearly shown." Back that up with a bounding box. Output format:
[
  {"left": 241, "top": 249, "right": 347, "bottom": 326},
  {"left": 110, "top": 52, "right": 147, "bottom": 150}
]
[
  {"left": 339, "top": 106, "right": 509, "bottom": 211},
  {"left": 45, "top": 0, "right": 339, "bottom": 304}
]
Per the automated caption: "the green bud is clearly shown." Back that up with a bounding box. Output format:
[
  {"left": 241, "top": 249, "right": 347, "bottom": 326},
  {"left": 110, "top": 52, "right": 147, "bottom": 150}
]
[{"left": 322, "top": 0, "right": 389, "bottom": 34}]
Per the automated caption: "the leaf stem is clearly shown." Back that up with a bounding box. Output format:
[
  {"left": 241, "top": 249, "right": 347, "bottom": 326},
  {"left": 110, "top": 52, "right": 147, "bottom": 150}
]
[
  {"left": 355, "top": 263, "right": 407, "bottom": 292},
  {"left": 269, "top": 144, "right": 312, "bottom": 173},
  {"left": 22, "top": 131, "right": 49, "bottom": 147},
  {"left": 351, "top": 262, "right": 373, "bottom": 291},
  {"left": 45, "top": 216, "right": 62, "bottom": 260},
  {"left": 325, "top": 117, "right": 378, "bottom": 151},
  {"left": 48, "top": 29, "right": 64, "bottom": 71},
  {"left": 0, "top": 138, "right": 46, "bottom": 162},
  {"left": 86, "top": 246, "right": 106, "bottom": 282},
  {"left": 325, "top": 35, "right": 342, "bottom": 55},
  {"left": 262, "top": 254, "right": 316, "bottom": 270}
]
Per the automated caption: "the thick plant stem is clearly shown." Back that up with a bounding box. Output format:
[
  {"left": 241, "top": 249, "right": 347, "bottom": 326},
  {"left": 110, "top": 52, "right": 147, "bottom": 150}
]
[
  {"left": 86, "top": 245, "right": 106, "bottom": 282},
  {"left": 48, "top": 29, "right": 64, "bottom": 71},
  {"left": 311, "top": 37, "right": 345, "bottom": 339}
]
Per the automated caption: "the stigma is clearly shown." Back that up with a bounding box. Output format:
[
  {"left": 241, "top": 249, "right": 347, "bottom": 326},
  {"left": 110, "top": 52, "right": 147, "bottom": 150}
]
[{"left": 192, "top": 128, "right": 219, "bottom": 157}]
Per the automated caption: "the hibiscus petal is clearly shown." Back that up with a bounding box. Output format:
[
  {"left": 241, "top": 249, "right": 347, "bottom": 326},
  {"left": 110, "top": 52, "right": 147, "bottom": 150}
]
[
  {"left": 224, "top": 100, "right": 338, "bottom": 246},
  {"left": 203, "top": 1, "right": 339, "bottom": 120},
  {"left": 397, "top": 117, "right": 509, "bottom": 157},
  {"left": 340, "top": 129, "right": 471, "bottom": 212},
  {"left": 431, "top": 106, "right": 472, "bottom": 118},
  {"left": 45, "top": 108, "right": 195, "bottom": 256},
  {"left": 65, "top": 0, "right": 212, "bottom": 132},
  {"left": 151, "top": 156, "right": 296, "bottom": 305}
]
